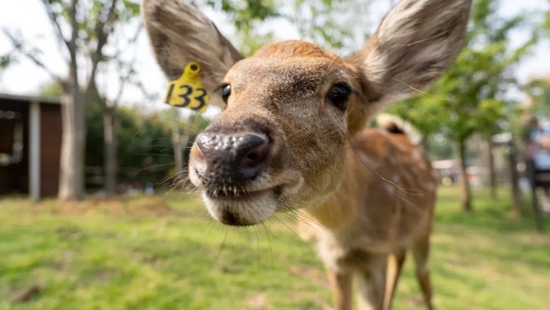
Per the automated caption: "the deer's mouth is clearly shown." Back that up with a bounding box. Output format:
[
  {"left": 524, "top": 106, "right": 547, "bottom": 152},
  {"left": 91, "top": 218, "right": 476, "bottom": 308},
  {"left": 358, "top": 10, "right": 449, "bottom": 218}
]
[
  {"left": 200, "top": 185, "right": 284, "bottom": 226},
  {"left": 204, "top": 186, "right": 283, "bottom": 201}
]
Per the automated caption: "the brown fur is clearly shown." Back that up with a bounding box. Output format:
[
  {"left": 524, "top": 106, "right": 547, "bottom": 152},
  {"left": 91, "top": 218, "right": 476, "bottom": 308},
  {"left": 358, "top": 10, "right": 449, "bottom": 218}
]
[{"left": 141, "top": 0, "right": 473, "bottom": 309}]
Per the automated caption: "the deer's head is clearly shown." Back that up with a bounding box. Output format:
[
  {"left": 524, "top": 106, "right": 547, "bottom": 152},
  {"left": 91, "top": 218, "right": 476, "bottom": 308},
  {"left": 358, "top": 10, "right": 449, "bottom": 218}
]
[{"left": 142, "top": 0, "right": 472, "bottom": 226}]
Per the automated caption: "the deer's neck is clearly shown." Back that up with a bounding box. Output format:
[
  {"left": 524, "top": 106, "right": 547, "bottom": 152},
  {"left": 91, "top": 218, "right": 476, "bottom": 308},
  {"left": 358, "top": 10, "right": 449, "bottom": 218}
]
[{"left": 301, "top": 145, "right": 363, "bottom": 231}]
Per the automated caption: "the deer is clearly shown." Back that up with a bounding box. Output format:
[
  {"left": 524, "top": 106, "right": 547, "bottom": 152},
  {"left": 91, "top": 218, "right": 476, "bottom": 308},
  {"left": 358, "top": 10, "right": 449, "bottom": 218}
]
[{"left": 141, "top": 0, "right": 472, "bottom": 309}]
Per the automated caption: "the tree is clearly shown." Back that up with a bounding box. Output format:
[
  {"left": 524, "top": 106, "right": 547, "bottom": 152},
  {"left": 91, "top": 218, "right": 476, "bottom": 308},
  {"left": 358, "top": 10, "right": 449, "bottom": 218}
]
[
  {"left": 85, "top": 102, "right": 198, "bottom": 189},
  {"left": 39, "top": 81, "right": 63, "bottom": 97},
  {"left": 386, "top": 0, "right": 537, "bottom": 211},
  {"left": 3, "top": 0, "right": 141, "bottom": 200},
  {"left": 525, "top": 77, "right": 550, "bottom": 116},
  {"left": 37, "top": 79, "right": 178, "bottom": 189},
  {"left": 0, "top": 53, "right": 16, "bottom": 77},
  {"left": 190, "top": 0, "right": 280, "bottom": 56},
  {"left": 97, "top": 25, "right": 145, "bottom": 196},
  {"left": 542, "top": 0, "right": 550, "bottom": 37},
  {"left": 288, "top": 0, "right": 357, "bottom": 51},
  {"left": 196, "top": 0, "right": 379, "bottom": 56}
]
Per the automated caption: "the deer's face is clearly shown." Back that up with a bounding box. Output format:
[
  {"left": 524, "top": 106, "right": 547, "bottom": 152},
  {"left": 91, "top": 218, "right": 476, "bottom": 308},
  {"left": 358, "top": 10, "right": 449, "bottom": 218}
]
[
  {"left": 142, "top": 0, "right": 472, "bottom": 226},
  {"left": 188, "top": 44, "right": 369, "bottom": 226}
]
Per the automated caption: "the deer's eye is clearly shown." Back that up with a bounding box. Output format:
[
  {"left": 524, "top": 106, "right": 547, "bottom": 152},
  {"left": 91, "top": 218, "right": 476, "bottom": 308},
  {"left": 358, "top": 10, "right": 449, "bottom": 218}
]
[
  {"left": 221, "top": 84, "right": 231, "bottom": 103},
  {"left": 328, "top": 83, "right": 352, "bottom": 110}
]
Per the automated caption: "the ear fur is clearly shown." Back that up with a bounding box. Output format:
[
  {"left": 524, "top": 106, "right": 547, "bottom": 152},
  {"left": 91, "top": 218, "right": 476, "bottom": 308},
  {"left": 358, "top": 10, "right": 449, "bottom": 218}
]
[{"left": 350, "top": 0, "right": 473, "bottom": 107}]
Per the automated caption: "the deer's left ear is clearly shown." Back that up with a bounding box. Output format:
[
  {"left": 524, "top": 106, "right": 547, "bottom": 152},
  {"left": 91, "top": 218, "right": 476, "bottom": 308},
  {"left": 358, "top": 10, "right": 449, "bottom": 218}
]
[
  {"left": 141, "top": 0, "right": 244, "bottom": 105},
  {"left": 350, "top": 0, "right": 472, "bottom": 107}
]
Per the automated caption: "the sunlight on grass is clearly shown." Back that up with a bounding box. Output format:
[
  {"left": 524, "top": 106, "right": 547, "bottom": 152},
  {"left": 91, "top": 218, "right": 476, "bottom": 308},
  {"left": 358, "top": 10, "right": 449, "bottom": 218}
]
[{"left": 0, "top": 188, "right": 549, "bottom": 309}]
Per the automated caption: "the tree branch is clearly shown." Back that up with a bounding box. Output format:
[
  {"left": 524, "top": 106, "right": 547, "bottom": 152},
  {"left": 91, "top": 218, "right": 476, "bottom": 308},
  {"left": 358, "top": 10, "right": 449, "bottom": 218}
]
[
  {"left": 108, "top": 41, "right": 141, "bottom": 109},
  {"left": 68, "top": 0, "right": 78, "bottom": 56},
  {"left": 87, "top": 0, "right": 119, "bottom": 94},
  {"left": 110, "top": 23, "right": 143, "bottom": 61},
  {"left": 40, "top": 0, "right": 70, "bottom": 52},
  {"left": 66, "top": 0, "right": 79, "bottom": 90},
  {"left": 2, "top": 29, "right": 62, "bottom": 83}
]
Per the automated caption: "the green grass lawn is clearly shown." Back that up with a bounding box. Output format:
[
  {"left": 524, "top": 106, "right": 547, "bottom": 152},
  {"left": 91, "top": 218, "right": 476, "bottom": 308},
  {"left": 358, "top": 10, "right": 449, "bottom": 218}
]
[{"left": 1, "top": 187, "right": 549, "bottom": 310}]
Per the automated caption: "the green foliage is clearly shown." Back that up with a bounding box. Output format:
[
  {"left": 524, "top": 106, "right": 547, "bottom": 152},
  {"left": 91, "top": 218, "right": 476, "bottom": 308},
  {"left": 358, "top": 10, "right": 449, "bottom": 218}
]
[
  {"left": 525, "top": 77, "right": 550, "bottom": 116},
  {"left": 0, "top": 54, "right": 15, "bottom": 70},
  {"left": 289, "top": 0, "right": 350, "bottom": 50},
  {"left": 0, "top": 187, "right": 549, "bottom": 309},
  {"left": 216, "top": 0, "right": 279, "bottom": 29},
  {"left": 285, "top": 0, "right": 374, "bottom": 53},
  {"left": 194, "top": 0, "right": 375, "bottom": 56},
  {"left": 238, "top": 32, "right": 276, "bottom": 57},
  {"left": 0, "top": 53, "right": 17, "bottom": 82},
  {"left": 427, "top": 134, "right": 456, "bottom": 160},
  {"left": 42, "top": 0, "right": 140, "bottom": 42},
  {"left": 82, "top": 101, "right": 210, "bottom": 186},
  {"left": 539, "top": 0, "right": 550, "bottom": 37},
  {"left": 85, "top": 103, "right": 180, "bottom": 185},
  {"left": 38, "top": 82, "right": 63, "bottom": 97},
  {"left": 193, "top": 0, "right": 280, "bottom": 55}
]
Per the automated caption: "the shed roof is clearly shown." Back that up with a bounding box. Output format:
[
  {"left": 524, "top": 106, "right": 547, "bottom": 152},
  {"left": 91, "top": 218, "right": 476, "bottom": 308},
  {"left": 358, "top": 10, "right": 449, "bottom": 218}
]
[{"left": 0, "top": 93, "right": 60, "bottom": 105}]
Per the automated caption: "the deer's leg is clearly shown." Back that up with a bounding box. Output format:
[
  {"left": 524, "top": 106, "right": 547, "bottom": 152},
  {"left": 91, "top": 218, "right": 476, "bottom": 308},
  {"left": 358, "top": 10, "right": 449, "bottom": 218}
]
[
  {"left": 355, "top": 254, "right": 388, "bottom": 310},
  {"left": 412, "top": 234, "right": 433, "bottom": 310},
  {"left": 326, "top": 268, "right": 353, "bottom": 310},
  {"left": 383, "top": 249, "right": 406, "bottom": 310}
]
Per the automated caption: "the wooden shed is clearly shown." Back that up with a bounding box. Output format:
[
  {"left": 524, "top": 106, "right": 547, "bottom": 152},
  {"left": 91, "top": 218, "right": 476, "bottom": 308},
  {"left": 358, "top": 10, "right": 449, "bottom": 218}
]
[{"left": 0, "top": 93, "right": 62, "bottom": 200}]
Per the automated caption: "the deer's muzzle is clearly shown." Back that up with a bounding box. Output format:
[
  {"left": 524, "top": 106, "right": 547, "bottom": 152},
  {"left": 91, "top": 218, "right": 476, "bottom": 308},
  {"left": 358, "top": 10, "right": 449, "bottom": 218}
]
[
  {"left": 193, "top": 131, "right": 272, "bottom": 187},
  {"left": 188, "top": 116, "right": 298, "bottom": 226}
]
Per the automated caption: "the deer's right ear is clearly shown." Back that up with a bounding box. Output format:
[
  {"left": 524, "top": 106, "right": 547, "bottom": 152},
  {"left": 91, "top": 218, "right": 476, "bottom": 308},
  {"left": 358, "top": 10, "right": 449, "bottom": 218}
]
[
  {"left": 141, "top": 0, "right": 244, "bottom": 105},
  {"left": 350, "top": 0, "right": 472, "bottom": 110}
]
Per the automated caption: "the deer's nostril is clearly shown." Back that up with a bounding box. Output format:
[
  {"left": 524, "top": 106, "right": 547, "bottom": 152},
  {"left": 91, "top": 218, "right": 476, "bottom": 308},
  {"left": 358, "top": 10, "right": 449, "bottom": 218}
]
[
  {"left": 247, "top": 152, "right": 259, "bottom": 161},
  {"left": 240, "top": 141, "right": 270, "bottom": 172}
]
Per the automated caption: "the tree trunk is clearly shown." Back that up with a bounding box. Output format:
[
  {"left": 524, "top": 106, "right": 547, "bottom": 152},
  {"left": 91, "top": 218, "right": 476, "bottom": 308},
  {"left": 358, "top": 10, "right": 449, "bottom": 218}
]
[
  {"left": 508, "top": 141, "right": 521, "bottom": 217},
  {"left": 459, "top": 138, "right": 472, "bottom": 212},
  {"left": 103, "top": 107, "right": 118, "bottom": 196},
  {"left": 486, "top": 138, "right": 497, "bottom": 198},
  {"left": 172, "top": 124, "right": 184, "bottom": 175},
  {"left": 58, "top": 89, "right": 87, "bottom": 201}
]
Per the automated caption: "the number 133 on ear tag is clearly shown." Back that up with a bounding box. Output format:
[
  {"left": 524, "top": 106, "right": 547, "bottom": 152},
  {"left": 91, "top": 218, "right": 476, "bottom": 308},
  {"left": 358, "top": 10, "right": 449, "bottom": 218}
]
[{"left": 163, "top": 62, "right": 209, "bottom": 113}]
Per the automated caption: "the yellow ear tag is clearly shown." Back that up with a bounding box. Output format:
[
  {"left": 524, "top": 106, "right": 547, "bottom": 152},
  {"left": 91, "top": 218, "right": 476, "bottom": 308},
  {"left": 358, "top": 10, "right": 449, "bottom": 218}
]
[{"left": 163, "top": 62, "right": 209, "bottom": 113}]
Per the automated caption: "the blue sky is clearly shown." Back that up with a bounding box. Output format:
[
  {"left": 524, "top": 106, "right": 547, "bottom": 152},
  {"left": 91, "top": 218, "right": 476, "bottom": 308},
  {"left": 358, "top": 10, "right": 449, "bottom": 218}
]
[{"left": 0, "top": 0, "right": 548, "bottom": 116}]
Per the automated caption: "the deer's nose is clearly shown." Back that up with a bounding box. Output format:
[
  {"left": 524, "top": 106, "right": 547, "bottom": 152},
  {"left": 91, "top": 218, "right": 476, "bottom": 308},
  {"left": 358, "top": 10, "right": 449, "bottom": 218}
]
[{"left": 194, "top": 132, "right": 271, "bottom": 183}]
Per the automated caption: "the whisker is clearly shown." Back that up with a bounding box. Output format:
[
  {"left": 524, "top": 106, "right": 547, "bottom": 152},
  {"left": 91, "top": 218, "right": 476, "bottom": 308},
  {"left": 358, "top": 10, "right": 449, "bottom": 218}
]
[
  {"left": 261, "top": 222, "right": 274, "bottom": 269},
  {"left": 192, "top": 110, "right": 214, "bottom": 125},
  {"left": 284, "top": 210, "right": 324, "bottom": 234},
  {"left": 273, "top": 215, "right": 315, "bottom": 256},
  {"left": 158, "top": 116, "right": 204, "bottom": 133},
  {"left": 134, "top": 153, "right": 175, "bottom": 157},
  {"left": 254, "top": 226, "right": 260, "bottom": 268},
  {"left": 216, "top": 227, "right": 229, "bottom": 267},
  {"left": 394, "top": 78, "right": 455, "bottom": 103}
]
